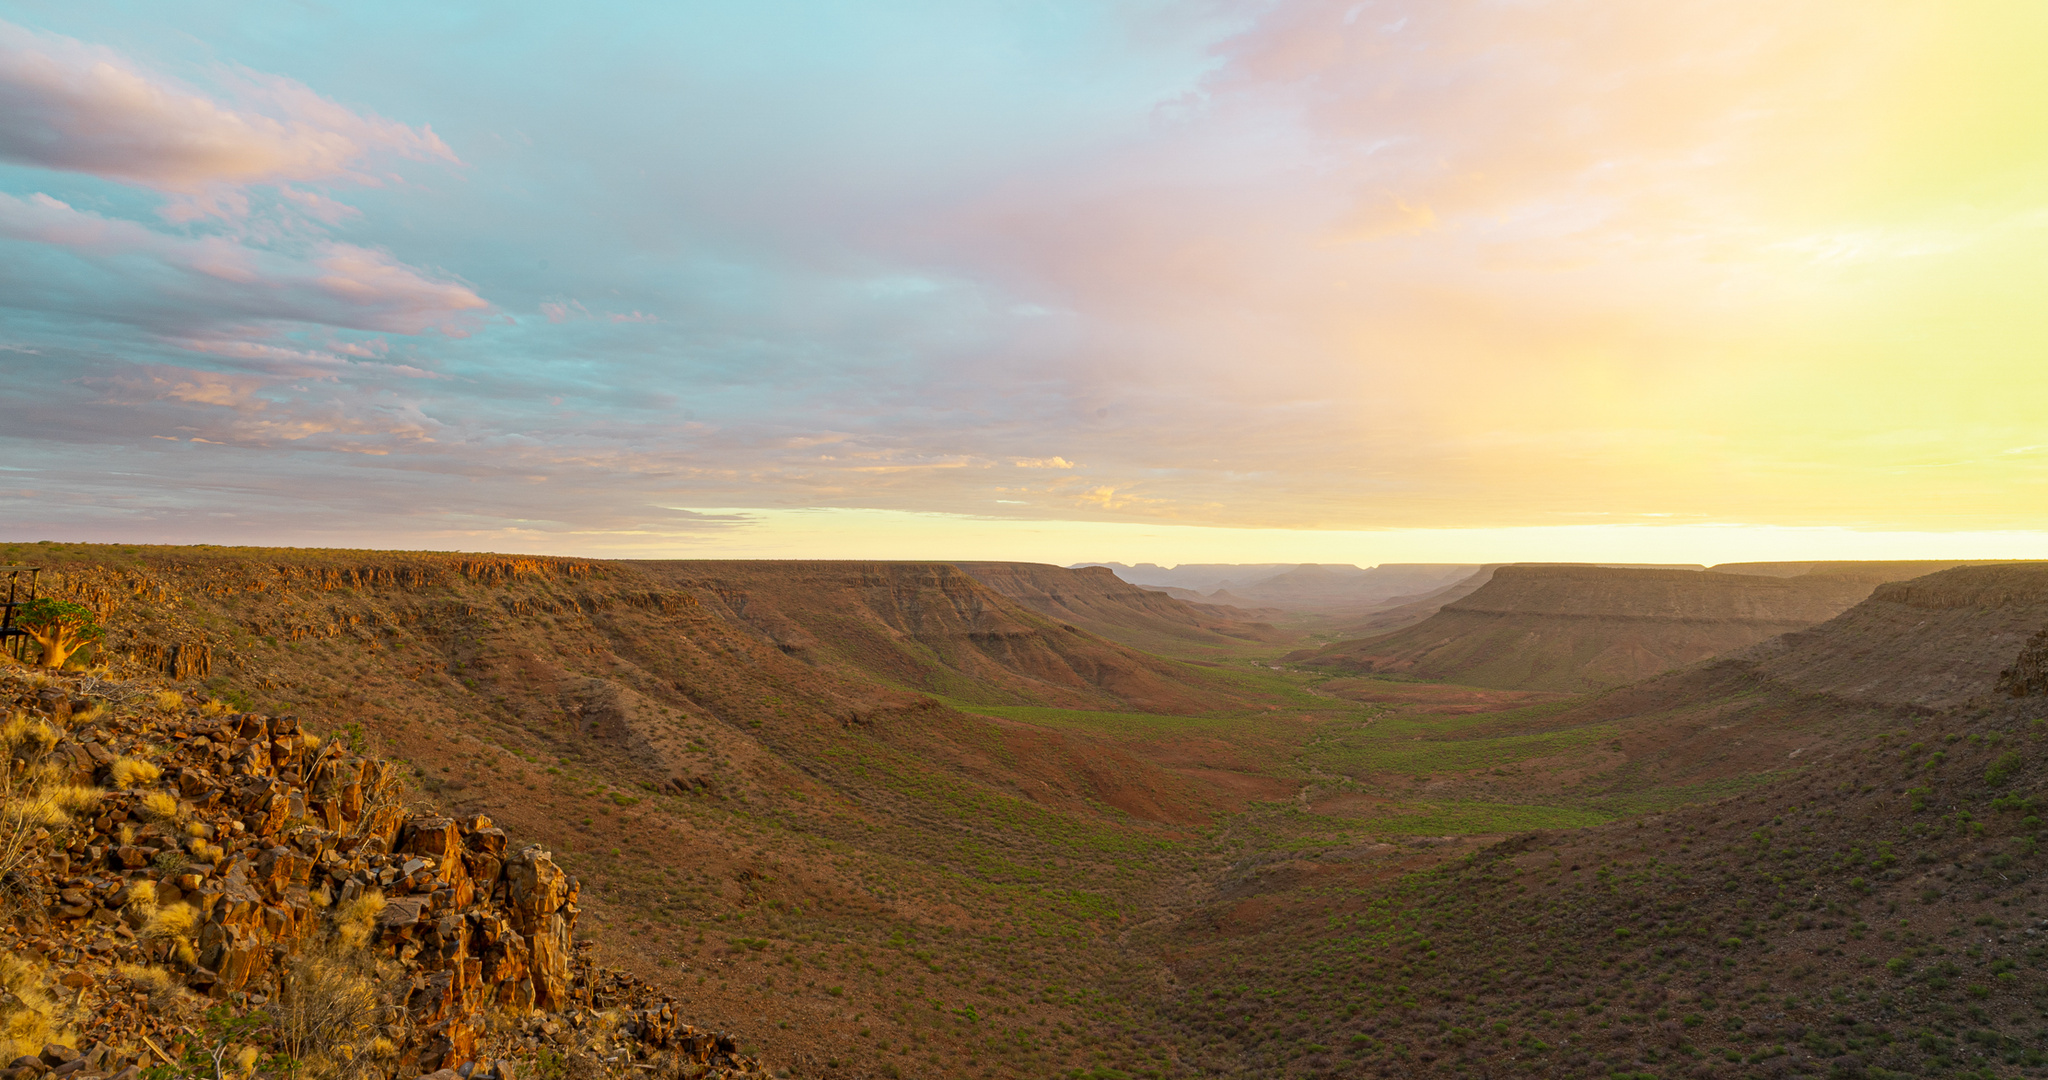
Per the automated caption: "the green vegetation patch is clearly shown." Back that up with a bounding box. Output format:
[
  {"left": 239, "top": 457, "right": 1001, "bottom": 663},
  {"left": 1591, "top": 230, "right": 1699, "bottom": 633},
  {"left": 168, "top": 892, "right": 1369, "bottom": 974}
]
[
  {"left": 1362, "top": 800, "right": 1614, "bottom": 835},
  {"left": 940, "top": 701, "right": 1274, "bottom": 739},
  {"left": 1310, "top": 709, "right": 1619, "bottom": 776}
]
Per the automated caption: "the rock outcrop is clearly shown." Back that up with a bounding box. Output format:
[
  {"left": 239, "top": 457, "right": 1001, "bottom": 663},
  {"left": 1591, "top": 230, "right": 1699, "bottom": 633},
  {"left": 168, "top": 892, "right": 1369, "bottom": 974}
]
[
  {"left": 0, "top": 674, "right": 764, "bottom": 1080},
  {"left": 2001, "top": 627, "right": 2048, "bottom": 698}
]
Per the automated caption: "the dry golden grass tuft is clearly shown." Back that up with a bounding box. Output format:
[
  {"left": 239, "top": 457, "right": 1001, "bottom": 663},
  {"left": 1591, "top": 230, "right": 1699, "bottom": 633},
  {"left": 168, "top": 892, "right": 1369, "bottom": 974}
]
[
  {"left": 109, "top": 757, "right": 161, "bottom": 789},
  {"left": 139, "top": 790, "right": 181, "bottom": 823},
  {"left": 152, "top": 690, "right": 183, "bottom": 712},
  {"left": 333, "top": 893, "right": 386, "bottom": 950},
  {"left": 47, "top": 784, "right": 100, "bottom": 816},
  {"left": 113, "top": 963, "right": 187, "bottom": 1013},
  {"left": 119, "top": 880, "right": 157, "bottom": 914},
  {"left": 0, "top": 713, "right": 58, "bottom": 756},
  {"left": 274, "top": 890, "right": 398, "bottom": 1080},
  {"left": 142, "top": 902, "right": 201, "bottom": 963},
  {"left": 0, "top": 952, "right": 70, "bottom": 1062},
  {"left": 5, "top": 782, "right": 103, "bottom": 831}
]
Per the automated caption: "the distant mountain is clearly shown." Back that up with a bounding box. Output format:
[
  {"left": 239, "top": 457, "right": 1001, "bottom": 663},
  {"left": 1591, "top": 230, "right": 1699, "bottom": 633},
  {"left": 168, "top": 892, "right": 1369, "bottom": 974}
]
[
  {"left": 1223, "top": 563, "right": 1477, "bottom": 613},
  {"left": 950, "top": 562, "right": 1296, "bottom": 657},
  {"left": 1322, "top": 564, "right": 1502, "bottom": 635},
  {"left": 1071, "top": 562, "right": 1297, "bottom": 594},
  {"left": 1074, "top": 562, "right": 1480, "bottom": 616}
]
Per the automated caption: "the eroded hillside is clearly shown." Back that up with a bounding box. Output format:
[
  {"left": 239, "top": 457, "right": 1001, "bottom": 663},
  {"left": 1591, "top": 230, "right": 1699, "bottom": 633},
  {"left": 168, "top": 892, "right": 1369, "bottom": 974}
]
[{"left": 1290, "top": 564, "right": 1930, "bottom": 692}]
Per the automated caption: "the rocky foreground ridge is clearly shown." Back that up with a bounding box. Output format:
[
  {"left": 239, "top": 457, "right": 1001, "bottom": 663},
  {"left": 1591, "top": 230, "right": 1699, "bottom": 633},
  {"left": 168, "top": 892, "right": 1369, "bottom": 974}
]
[{"left": 0, "top": 666, "right": 766, "bottom": 1080}]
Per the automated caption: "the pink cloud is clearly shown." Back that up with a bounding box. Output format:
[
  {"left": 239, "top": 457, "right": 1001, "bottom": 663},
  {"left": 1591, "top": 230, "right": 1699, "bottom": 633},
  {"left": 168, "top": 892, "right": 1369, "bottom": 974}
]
[
  {"left": 313, "top": 244, "right": 489, "bottom": 333},
  {"left": 538, "top": 299, "right": 658, "bottom": 325},
  {"left": 172, "top": 336, "right": 442, "bottom": 380},
  {"left": 0, "top": 20, "right": 455, "bottom": 210},
  {"left": 539, "top": 300, "right": 587, "bottom": 323},
  {"left": 82, "top": 361, "right": 443, "bottom": 449},
  {"left": 0, "top": 191, "right": 488, "bottom": 336}
]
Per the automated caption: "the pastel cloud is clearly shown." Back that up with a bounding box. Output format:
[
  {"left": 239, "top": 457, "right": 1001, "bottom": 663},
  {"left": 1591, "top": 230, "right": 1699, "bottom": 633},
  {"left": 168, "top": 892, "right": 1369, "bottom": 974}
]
[
  {"left": 1, "top": 2, "right": 2045, "bottom": 557},
  {"left": 0, "top": 19, "right": 454, "bottom": 209},
  {"left": 0, "top": 192, "right": 486, "bottom": 337}
]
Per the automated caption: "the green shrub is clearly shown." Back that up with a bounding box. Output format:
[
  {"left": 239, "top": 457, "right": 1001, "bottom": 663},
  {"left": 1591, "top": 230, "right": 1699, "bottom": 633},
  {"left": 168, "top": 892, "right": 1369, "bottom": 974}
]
[{"left": 1985, "top": 751, "right": 2025, "bottom": 787}]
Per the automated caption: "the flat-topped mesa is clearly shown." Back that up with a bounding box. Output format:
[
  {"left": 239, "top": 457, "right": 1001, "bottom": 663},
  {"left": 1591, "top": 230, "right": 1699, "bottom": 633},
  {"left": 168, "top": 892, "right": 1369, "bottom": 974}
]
[
  {"left": 1441, "top": 564, "right": 1873, "bottom": 623},
  {"left": 1866, "top": 563, "right": 2048, "bottom": 611},
  {"left": 1731, "top": 561, "right": 2048, "bottom": 711},
  {"left": 1291, "top": 564, "right": 1911, "bottom": 692}
]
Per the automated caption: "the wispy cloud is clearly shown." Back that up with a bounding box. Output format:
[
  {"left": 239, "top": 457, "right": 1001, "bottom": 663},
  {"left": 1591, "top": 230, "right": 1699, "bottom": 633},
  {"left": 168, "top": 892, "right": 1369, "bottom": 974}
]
[
  {"left": 0, "top": 191, "right": 486, "bottom": 337},
  {"left": 0, "top": 20, "right": 454, "bottom": 219}
]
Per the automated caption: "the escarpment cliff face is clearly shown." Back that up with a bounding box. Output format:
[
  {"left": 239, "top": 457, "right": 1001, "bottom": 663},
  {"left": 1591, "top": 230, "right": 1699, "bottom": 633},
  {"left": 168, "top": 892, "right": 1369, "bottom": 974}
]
[
  {"left": 1725, "top": 562, "right": 2048, "bottom": 710},
  {"left": 630, "top": 561, "right": 1261, "bottom": 713},
  {"left": 637, "top": 560, "right": 1264, "bottom": 711},
  {"left": 1706, "top": 559, "right": 1997, "bottom": 581},
  {"left": 1290, "top": 564, "right": 1901, "bottom": 691},
  {"left": 949, "top": 562, "right": 1294, "bottom": 657}
]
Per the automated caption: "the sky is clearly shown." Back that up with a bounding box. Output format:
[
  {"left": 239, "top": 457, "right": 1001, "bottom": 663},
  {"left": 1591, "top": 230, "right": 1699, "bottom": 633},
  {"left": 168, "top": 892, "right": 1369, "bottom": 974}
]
[{"left": 1, "top": 1, "right": 2045, "bottom": 566}]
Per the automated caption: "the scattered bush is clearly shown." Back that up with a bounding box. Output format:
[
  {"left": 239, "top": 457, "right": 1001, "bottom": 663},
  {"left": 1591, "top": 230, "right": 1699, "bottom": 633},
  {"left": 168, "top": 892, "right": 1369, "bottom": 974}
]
[
  {"left": 274, "top": 949, "right": 390, "bottom": 1080},
  {"left": 1984, "top": 751, "right": 2025, "bottom": 787}
]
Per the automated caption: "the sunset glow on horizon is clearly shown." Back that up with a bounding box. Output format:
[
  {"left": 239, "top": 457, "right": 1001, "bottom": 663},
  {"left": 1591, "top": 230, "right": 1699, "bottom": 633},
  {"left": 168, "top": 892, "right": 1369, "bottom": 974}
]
[{"left": 3, "top": 3, "right": 2045, "bottom": 564}]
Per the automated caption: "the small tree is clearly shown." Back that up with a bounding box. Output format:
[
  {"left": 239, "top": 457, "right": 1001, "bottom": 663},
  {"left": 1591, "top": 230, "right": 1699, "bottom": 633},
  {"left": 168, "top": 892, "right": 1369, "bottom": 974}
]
[{"left": 12, "top": 598, "right": 100, "bottom": 669}]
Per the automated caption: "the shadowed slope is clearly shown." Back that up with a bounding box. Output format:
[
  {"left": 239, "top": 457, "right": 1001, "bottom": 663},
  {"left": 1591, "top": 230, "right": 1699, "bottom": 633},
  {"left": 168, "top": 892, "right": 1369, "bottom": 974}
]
[
  {"left": 1357, "top": 562, "right": 2048, "bottom": 807},
  {"left": 1729, "top": 561, "right": 2048, "bottom": 710},
  {"left": 1289, "top": 564, "right": 1900, "bottom": 691}
]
